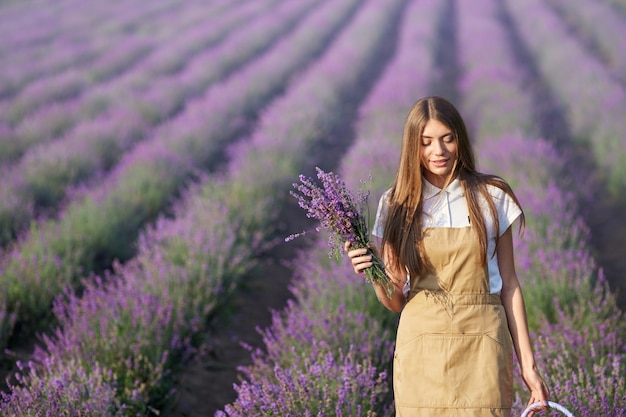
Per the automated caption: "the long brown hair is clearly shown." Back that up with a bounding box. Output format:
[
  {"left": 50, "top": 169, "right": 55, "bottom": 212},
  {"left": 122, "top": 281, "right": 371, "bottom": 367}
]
[{"left": 382, "top": 96, "right": 524, "bottom": 279}]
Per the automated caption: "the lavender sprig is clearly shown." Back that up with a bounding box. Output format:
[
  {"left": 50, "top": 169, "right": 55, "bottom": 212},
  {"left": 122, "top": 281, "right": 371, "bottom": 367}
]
[{"left": 288, "top": 167, "right": 394, "bottom": 298}]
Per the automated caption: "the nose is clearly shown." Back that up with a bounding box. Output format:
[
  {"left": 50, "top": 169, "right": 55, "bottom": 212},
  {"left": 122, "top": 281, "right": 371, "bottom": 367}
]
[{"left": 432, "top": 139, "right": 445, "bottom": 155}]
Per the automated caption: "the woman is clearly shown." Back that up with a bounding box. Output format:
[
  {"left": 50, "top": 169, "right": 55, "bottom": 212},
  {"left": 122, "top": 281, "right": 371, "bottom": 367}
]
[{"left": 345, "top": 97, "right": 549, "bottom": 416}]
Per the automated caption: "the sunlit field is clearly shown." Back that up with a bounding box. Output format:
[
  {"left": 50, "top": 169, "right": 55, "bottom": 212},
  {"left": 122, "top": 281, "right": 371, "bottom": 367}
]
[{"left": 0, "top": 0, "right": 624, "bottom": 416}]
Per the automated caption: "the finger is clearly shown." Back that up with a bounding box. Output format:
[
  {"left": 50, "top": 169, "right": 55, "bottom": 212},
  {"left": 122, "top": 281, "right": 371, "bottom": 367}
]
[
  {"left": 527, "top": 399, "right": 541, "bottom": 417},
  {"left": 533, "top": 390, "right": 549, "bottom": 411},
  {"left": 354, "top": 262, "right": 373, "bottom": 274},
  {"left": 348, "top": 248, "right": 369, "bottom": 259},
  {"left": 352, "top": 256, "right": 373, "bottom": 270},
  {"left": 351, "top": 253, "right": 372, "bottom": 263},
  {"left": 354, "top": 263, "right": 373, "bottom": 274},
  {"left": 352, "top": 255, "right": 373, "bottom": 269},
  {"left": 527, "top": 399, "right": 548, "bottom": 415}
]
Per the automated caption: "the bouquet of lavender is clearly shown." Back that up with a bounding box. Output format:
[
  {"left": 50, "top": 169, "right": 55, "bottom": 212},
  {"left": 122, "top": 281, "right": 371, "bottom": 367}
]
[{"left": 287, "top": 167, "right": 394, "bottom": 298}]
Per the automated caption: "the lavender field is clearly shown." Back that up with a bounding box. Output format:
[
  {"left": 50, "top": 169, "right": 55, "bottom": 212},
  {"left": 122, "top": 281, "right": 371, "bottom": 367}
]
[{"left": 0, "top": 0, "right": 625, "bottom": 416}]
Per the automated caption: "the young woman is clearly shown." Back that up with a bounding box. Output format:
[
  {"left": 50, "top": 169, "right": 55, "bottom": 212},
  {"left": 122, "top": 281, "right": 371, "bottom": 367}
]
[{"left": 345, "top": 96, "right": 549, "bottom": 416}]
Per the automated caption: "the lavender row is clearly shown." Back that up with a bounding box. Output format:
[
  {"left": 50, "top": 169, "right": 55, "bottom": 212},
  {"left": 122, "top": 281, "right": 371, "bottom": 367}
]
[
  {"left": 0, "top": 0, "right": 236, "bottom": 136},
  {"left": 1, "top": 39, "right": 156, "bottom": 125},
  {"left": 545, "top": 0, "right": 626, "bottom": 85},
  {"left": 0, "top": 1, "right": 277, "bottom": 246},
  {"left": 504, "top": 0, "right": 626, "bottom": 196},
  {"left": 220, "top": 0, "right": 445, "bottom": 413},
  {"left": 0, "top": 0, "right": 226, "bottom": 103},
  {"left": 0, "top": 0, "right": 121, "bottom": 58},
  {"left": 1, "top": 40, "right": 100, "bottom": 103},
  {"left": 0, "top": 0, "right": 327, "bottom": 355},
  {"left": 0, "top": 0, "right": 174, "bottom": 54},
  {"left": 455, "top": 0, "right": 625, "bottom": 414},
  {"left": 1, "top": 0, "right": 213, "bottom": 64},
  {"left": 0, "top": 0, "right": 400, "bottom": 414},
  {"left": 0, "top": 1, "right": 234, "bottom": 129},
  {"left": 0, "top": 2, "right": 259, "bottom": 167},
  {"left": 0, "top": 0, "right": 180, "bottom": 104},
  {"left": 0, "top": 0, "right": 193, "bottom": 73},
  {"left": 0, "top": 3, "right": 192, "bottom": 159}
]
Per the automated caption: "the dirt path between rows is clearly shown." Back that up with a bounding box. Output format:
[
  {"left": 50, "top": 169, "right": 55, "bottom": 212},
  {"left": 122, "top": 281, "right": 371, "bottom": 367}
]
[
  {"left": 585, "top": 197, "right": 626, "bottom": 311},
  {"left": 160, "top": 194, "right": 314, "bottom": 417}
]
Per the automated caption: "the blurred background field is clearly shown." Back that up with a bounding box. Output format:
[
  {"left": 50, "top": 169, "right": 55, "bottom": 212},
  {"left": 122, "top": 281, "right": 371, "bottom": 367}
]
[{"left": 0, "top": 0, "right": 624, "bottom": 416}]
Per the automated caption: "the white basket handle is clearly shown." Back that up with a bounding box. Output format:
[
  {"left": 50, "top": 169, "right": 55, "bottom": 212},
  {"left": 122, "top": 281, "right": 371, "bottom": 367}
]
[{"left": 520, "top": 401, "right": 575, "bottom": 417}]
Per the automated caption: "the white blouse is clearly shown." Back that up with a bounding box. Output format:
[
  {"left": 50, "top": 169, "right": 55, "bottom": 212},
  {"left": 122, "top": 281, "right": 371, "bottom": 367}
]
[{"left": 372, "top": 178, "right": 522, "bottom": 295}]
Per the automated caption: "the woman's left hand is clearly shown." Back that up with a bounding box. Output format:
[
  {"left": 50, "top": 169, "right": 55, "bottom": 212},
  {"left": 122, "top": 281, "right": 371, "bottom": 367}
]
[{"left": 523, "top": 367, "right": 550, "bottom": 416}]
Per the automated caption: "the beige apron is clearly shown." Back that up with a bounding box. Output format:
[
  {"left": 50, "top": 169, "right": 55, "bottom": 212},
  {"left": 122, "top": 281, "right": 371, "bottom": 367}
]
[{"left": 393, "top": 227, "right": 513, "bottom": 417}]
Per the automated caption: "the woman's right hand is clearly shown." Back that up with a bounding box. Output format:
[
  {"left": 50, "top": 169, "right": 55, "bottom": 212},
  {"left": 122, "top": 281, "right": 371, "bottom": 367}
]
[
  {"left": 345, "top": 241, "right": 407, "bottom": 312},
  {"left": 344, "top": 241, "right": 378, "bottom": 275}
]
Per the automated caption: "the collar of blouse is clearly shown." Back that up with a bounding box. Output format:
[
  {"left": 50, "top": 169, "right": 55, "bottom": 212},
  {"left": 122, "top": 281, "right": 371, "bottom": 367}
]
[{"left": 423, "top": 177, "right": 464, "bottom": 200}]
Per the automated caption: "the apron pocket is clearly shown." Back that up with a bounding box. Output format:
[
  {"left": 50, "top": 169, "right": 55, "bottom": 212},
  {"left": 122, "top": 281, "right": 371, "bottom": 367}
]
[{"left": 394, "top": 333, "right": 513, "bottom": 409}]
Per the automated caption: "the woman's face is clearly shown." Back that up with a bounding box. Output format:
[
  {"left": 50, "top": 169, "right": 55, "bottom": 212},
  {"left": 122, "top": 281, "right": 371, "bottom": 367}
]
[{"left": 420, "top": 118, "right": 458, "bottom": 188}]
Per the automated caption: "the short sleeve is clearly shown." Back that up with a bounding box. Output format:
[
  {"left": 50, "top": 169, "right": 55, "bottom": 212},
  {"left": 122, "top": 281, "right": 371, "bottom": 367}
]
[
  {"left": 372, "top": 189, "right": 390, "bottom": 238},
  {"left": 489, "top": 185, "right": 522, "bottom": 236}
]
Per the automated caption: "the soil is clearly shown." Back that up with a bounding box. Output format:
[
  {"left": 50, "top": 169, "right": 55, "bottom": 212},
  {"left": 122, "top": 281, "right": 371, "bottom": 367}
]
[
  {"left": 160, "top": 199, "right": 314, "bottom": 417},
  {"left": 585, "top": 197, "right": 626, "bottom": 311},
  {"left": 159, "top": 257, "right": 292, "bottom": 416}
]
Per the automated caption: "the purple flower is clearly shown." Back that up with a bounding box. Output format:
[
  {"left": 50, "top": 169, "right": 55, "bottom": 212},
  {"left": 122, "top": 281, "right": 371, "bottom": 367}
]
[{"left": 289, "top": 167, "right": 393, "bottom": 297}]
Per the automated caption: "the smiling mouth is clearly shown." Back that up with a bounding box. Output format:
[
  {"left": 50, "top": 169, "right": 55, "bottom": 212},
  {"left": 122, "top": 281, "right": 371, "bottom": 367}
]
[{"left": 431, "top": 159, "right": 449, "bottom": 166}]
